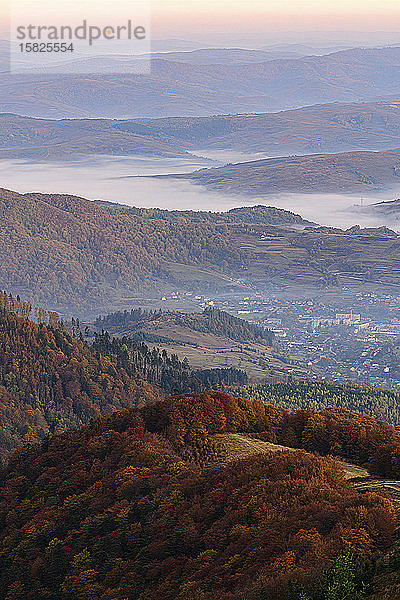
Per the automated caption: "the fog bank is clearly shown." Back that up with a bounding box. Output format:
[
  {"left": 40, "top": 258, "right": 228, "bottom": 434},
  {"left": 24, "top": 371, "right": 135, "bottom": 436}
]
[{"left": 0, "top": 157, "right": 398, "bottom": 230}]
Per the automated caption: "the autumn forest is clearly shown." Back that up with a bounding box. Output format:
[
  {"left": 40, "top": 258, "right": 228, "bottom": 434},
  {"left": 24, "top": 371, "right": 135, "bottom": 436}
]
[{"left": 0, "top": 292, "right": 398, "bottom": 598}]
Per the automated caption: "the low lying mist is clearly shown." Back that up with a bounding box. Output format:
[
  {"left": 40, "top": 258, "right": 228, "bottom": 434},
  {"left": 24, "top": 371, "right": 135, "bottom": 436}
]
[{"left": 1, "top": 157, "right": 399, "bottom": 230}]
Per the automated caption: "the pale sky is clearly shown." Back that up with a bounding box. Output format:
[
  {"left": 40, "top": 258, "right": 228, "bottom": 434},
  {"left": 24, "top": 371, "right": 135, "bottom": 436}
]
[
  {"left": 2, "top": 0, "right": 400, "bottom": 40},
  {"left": 152, "top": 0, "right": 400, "bottom": 33}
]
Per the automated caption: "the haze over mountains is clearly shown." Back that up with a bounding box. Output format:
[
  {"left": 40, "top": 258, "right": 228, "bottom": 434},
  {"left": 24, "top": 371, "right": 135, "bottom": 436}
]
[
  {"left": 142, "top": 48, "right": 310, "bottom": 63},
  {"left": 2, "top": 42, "right": 400, "bottom": 309},
  {"left": 2, "top": 46, "right": 400, "bottom": 118},
  {"left": 2, "top": 100, "right": 400, "bottom": 161},
  {"left": 0, "top": 114, "right": 195, "bottom": 160},
  {"left": 5, "top": 21, "right": 400, "bottom": 600},
  {"left": 131, "top": 101, "right": 400, "bottom": 156}
]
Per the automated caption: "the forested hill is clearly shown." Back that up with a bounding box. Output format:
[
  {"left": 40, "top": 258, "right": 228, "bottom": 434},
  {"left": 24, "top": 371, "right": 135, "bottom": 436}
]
[
  {"left": 0, "top": 390, "right": 396, "bottom": 600},
  {"left": 0, "top": 292, "right": 160, "bottom": 458},
  {"left": 96, "top": 201, "right": 314, "bottom": 225},
  {"left": 3, "top": 187, "right": 400, "bottom": 315},
  {"left": 0, "top": 292, "right": 249, "bottom": 458},
  {"left": 0, "top": 187, "right": 312, "bottom": 314},
  {"left": 91, "top": 329, "right": 248, "bottom": 394},
  {"left": 3, "top": 101, "right": 400, "bottom": 161},
  {"left": 163, "top": 147, "right": 400, "bottom": 195},
  {"left": 240, "top": 379, "right": 400, "bottom": 426},
  {"left": 94, "top": 306, "right": 274, "bottom": 345}
]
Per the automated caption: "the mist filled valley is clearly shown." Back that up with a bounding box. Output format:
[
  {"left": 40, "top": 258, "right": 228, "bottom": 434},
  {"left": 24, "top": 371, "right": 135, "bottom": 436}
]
[{"left": 1, "top": 156, "right": 399, "bottom": 229}]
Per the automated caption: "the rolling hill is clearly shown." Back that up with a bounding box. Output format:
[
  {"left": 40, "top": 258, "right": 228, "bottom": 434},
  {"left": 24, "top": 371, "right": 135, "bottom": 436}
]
[
  {"left": 2, "top": 46, "right": 400, "bottom": 118},
  {"left": 163, "top": 148, "right": 400, "bottom": 195},
  {"left": 94, "top": 306, "right": 273, "bottom": 345},
  {"left": 127, "top": 101, "right": 400, "bottom": 156},
  {"left": 0, "top": 389, "right": 395, "bottom": 600},
  {"left": 0, "top": 187, "right": 315, "bottom": 313},
  {"left": 0, "top": 114, "right": 195, "bottom": 160},
  {"left": 2, "top": 101, "right": 400, "bottom": 161},
  {"left": 90, "top": 307, "right": 288, "bottom": 379},
  {"left": 2, "top": 186, "right": 400, "bottom": 314}
]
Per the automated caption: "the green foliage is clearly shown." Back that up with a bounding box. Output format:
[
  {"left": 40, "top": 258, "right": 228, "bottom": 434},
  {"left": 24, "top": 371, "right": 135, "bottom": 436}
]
[
  {"left": 283, "top": 548, "right": 368, "bottom": 600},
  {"left": 316, "top": 547, "right": 366, "bottom": 600},
  {"left": 92, "top": 330, "right": 248, "bottom": 395}
]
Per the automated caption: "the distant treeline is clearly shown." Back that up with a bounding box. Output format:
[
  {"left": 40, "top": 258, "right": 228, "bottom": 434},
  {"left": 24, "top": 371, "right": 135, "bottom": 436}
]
[
  {"left": 95, "top": 306, "right": 274, "bottom": 345},
  {"left": 102, "top": 202, "right": 310, "bottom": 225},
  {"left": 144, "top": 389, "right": 400, "bottom": 479},
  {"left": 0, "top": 292, "right": 247, "bottom": 458}
]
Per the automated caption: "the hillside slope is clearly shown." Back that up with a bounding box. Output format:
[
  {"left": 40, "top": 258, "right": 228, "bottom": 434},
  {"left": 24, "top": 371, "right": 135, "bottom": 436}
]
[
  {"left": 92, "top": 307, "right": 282, "bottom": 379},
  {"left": 165, "top": 148, "right": 400, "bottom": 195},
  {"left": 0, "top": 390, "right": 395, "bottom": 600},
  {"left": 3, "top": 101, "right": 400, "bottom": 160},
  {"left": 0, "top": 293, "right": 159, "bottom": 459},
  {"left": 0, "top": 187, "right": 315, "bottom": 312},
  {"left": 0, "top": 114, "right": 195, "bottom": 160},
  {"left": 126, "top": 101, "right": 400, "bottom": 156},
  {"left": 94, "top": 306, "right": 274, "bottom": 345},
  {"left": 2, "top": 187, "right": 400, "bottom": 313}
]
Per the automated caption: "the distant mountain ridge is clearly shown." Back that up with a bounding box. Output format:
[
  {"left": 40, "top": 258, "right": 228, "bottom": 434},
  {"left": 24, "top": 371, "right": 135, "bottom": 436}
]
[
  {"left": 128, "top": 101, "right": 400, "bottom": 155},
  {"left": 0, "top": 114, "right": 194, "bottom": 160},
  {"left": 2, "top": 101, "right": 400, "bottom": 161},
  {"left": 0, "top": 187, "right": 316, "bottom": 313},
  {"left": 146, "top": 47, "right": 307, "bottom": 63},
  {"left": 1, "top": 186, "right": 400, "bottom": 314},
  {"left": 2, "top": 46, "right": 400, "bottom": 118}
]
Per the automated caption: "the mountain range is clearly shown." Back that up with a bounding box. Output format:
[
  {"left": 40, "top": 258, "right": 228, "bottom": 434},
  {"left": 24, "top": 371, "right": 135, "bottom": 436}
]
[
  {"left": 0, "top": 187, "right": 314, "bottom": 313},
  {"left": 0, "top": 114, "right": 194, "bottom": 160},
  {"left": 129, "top": 101, "right": 400, "bottom": 156},
  {"left": 2, "top": 101, "right": 400, "bottom": 161},
  {"left": 4, "top": 26, "right": 400, "bottom": 600},
  {"left": 2, "top": 46, "right": 400, "bottom": 118}
]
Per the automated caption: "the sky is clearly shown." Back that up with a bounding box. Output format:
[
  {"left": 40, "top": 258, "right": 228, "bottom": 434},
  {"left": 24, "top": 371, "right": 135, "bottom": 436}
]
[
  {"left": 2, "top": 0, "right": 400, "bottom": 43},
  {"left": 151, "top": 0, "right": 400, "bottom": 35}
]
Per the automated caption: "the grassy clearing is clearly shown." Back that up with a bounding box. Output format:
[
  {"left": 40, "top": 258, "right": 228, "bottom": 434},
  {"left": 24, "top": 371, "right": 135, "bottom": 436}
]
[{"left": 213, "top": 432, "right": 370, "bottom": 480}]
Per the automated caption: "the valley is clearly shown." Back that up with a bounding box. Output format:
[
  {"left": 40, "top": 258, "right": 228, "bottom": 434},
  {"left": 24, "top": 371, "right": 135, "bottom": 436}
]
[{"left": 3, "top": 186, "right": 400, "bottom": 317}]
